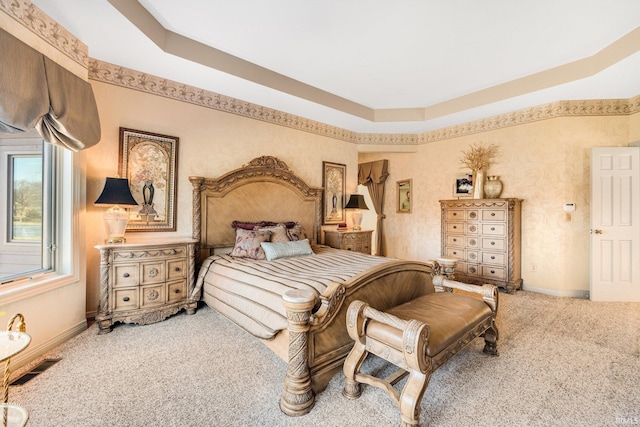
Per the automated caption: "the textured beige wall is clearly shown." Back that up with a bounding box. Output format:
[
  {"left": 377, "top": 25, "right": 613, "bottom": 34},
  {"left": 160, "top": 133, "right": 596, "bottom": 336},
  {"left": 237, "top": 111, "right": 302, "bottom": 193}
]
[
  {"left": 361, "top": 113, "right": 636, "bottom": 296},
  {"left": 85, "top": 80, "right": 358, "bottom": 314}
]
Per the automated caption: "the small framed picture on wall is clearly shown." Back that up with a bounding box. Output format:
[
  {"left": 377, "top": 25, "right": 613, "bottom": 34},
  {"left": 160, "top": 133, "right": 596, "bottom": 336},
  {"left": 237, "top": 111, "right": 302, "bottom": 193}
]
[
  {"left": 454, "top": 173, "right": 473, "bottom": 198},
  {"left": 397, "top": 179, "right": 412, "bottom": 213}
]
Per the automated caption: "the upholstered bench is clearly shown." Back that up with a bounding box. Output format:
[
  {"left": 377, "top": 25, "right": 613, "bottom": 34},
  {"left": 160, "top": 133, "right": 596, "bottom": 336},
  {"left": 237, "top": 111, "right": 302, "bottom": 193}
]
[{"left": 342, "top": 275, "right": 499, "bottom": 427}]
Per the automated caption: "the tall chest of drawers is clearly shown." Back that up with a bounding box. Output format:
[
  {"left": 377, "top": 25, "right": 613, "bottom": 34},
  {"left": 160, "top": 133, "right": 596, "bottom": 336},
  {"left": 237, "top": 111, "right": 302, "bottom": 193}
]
[
  {"left": 95, "top": 238, "right": 198, "bottom": 333},
  {"left": 440, "top": 198, "right": 523, "bottom": 293}
]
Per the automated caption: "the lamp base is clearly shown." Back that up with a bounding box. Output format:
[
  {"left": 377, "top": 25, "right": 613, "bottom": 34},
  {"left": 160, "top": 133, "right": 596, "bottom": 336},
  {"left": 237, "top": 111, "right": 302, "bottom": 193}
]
[
  {"left": 105, "top": 236, "right": 126, "bottom": 244},
  {"left": 352, "top": 209, "right": 363, "bottom": 231}
]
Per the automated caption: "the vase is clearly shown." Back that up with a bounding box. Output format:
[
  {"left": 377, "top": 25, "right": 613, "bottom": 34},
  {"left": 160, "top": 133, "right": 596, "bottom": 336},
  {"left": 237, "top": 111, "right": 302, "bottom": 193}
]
[
  {"left": 472, "top": 170, "right": 485, "bottom": 199},
  {"left": 484, "top": 175, "right": 503, "bottom": 198}
]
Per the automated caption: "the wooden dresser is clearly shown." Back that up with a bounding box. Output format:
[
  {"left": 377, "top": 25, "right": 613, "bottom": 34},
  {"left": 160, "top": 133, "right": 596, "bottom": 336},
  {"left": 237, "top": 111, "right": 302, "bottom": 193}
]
[
  {"left": 440, "top": 198, "right": 522, "bottom": 293},
  {"left": 324, "top": 230, "right": 373, "bottom": 255},
  {"left": 95, "top": 238, "right": 198, "bottom": 333}
]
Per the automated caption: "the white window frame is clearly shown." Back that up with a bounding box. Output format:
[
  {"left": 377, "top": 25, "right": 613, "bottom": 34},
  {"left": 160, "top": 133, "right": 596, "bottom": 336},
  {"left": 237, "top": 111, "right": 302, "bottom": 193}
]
[{"left": 0, "top": 136, "right": 82, "bottom": 304}]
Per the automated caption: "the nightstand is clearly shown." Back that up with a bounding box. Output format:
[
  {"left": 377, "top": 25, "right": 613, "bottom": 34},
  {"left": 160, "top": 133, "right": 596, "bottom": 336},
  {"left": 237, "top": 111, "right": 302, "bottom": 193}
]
[
  {"left": 95, "top": 237, "right": 198, "bottom": 334},
  {"left": 324, "top": 230, "right": 373, "bottom": 255}
]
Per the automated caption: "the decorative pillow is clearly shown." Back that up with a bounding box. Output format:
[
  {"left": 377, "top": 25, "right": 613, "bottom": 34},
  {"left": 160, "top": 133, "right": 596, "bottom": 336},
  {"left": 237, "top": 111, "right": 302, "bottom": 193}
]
[
  {"left": 287, "top": 223, "right": 307, "bottom": 241},
  {"left": 260, "top": 239, "right": 314, "bottom": 261},
  {"left": 231, "top": 220, "right": 267, "bottom": 230},
  {"left": 229, "top": 228, "right": 271, "bottom": 260},
  {"left": 256, "top": 225, "right": 290, "bottom": 243}
]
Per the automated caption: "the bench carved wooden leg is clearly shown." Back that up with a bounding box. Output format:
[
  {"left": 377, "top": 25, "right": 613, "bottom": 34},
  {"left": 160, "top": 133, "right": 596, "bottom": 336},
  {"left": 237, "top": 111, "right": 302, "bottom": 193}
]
[
  {"left": 280, "top": 289, "right": 317, "bottom": 416},
  {"left": 343, "top": 301, "right": 368, "bottom": 400},
  {"left": 483, "top": 318, "right": 499, "bottom": 356}
]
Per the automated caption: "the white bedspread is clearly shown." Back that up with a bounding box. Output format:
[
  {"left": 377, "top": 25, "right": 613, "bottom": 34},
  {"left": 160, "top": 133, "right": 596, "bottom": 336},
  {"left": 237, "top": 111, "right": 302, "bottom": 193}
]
[{"left": 194, "top": 245, "right": 394, "bottom": 339}]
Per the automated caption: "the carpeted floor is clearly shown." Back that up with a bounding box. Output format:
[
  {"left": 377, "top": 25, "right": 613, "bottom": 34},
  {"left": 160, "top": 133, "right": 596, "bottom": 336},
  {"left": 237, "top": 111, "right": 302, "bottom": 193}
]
[{"left": 8, "top": 291, "right": 640, "bottom": 427}]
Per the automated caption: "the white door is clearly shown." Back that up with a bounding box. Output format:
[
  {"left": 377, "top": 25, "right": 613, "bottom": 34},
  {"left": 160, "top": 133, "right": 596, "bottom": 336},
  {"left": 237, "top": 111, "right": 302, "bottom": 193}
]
[{"left": 590, "top": 147, "right": 640, "bottom": 301}]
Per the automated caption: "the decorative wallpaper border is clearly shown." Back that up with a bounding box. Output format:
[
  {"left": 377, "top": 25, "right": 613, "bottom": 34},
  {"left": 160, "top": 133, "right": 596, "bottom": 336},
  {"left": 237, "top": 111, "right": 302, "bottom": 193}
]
[
  {"left": 89, "top": 58, "right": 640, "bottom": 145},
  {"left": 0, "top": 0, "right": 88, "bottom": 68}
]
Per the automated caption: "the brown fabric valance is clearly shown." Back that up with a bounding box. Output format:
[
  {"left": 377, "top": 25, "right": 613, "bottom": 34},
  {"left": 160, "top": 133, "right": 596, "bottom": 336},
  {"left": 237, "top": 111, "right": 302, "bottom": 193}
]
[
  {"left": 358, "top": 159, "right": 390, "bottom": 185},
  {"left": 0, "top": 28, "right": 100, "bottom": 151}
]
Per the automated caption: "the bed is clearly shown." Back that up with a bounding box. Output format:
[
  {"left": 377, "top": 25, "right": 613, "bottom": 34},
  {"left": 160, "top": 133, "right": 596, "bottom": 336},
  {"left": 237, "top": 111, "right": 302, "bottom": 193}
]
[{"left": 189, "top": 156, "right": 439, "bottom": 416}]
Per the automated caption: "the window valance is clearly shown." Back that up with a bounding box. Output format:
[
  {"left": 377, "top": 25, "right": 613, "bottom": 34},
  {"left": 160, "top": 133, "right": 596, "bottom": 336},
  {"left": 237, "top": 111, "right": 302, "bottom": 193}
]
[{"left": 0, "top": 28, "right": 100, "bottom": 151}]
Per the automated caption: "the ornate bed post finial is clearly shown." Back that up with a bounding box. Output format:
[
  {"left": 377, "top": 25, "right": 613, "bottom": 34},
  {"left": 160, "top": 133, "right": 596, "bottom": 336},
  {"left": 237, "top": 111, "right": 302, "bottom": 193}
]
[{"left": 280, "top": 289, "right": 317, "bottom": 416}]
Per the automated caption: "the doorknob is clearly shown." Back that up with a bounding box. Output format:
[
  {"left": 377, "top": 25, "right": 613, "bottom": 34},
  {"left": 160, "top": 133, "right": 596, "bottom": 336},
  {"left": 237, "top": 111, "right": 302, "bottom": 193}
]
[{"left": 590, "top": 229, "right": 603, "bottom": 234}]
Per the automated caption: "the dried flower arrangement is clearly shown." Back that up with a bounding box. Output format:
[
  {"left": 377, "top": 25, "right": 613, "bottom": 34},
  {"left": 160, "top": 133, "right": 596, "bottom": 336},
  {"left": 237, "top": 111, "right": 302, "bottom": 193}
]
[{"left": 460, "top": 142, "right": 498, "bottom": 171}]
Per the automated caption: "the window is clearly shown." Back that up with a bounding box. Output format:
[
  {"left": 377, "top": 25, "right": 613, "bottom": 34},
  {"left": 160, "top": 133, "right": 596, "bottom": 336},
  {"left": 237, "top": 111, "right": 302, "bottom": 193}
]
[{"left": 0, "top": 137, "right": 55, "bottom": 285}]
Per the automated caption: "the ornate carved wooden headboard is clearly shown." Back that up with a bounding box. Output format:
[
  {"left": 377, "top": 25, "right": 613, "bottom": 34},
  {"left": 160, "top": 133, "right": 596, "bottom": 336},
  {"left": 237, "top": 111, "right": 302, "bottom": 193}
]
[{"left": 189, "top": 156, "right": 323, "bottom": 262}]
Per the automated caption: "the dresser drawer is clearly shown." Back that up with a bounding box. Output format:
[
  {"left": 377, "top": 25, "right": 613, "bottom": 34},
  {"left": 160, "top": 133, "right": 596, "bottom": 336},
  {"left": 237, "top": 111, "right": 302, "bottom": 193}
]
[
  {"left": 466, "top": 263, "right": 481, "bottom": 276},
  {"left": 482, "top": 223, "right": 505, "bottom": 236},
  {"left": 466, "top": 237, "right": 479, "bottom": 249},
  {"left": 445, "top": 247, "right": 465, "bottom": 260},
  {"left": 446, "top": 210, "right": 465, "bottom": 221},
  {"left": 447, "top": 223, "right": 465, "bottom": 234},
  {"left": 482, "top": 252, "right": 506, "bottom": 265},
  {"left": 168, "top": 280, "right": 187, "bottom": 303},
  {"left": 466, "top": 223, "right": 479, "bottom": 234},
  {"left": 482, "top": 266, "right": 506, "bottom": 280},
  {"left": 482, "top": 209, "right": 505, "bottom": 221},
  {"left": 113, "top": 264, "right": 139, "bottom": 287},
  {"left": 466, "top": 250, "right": 479, "bottom": 263},
  {"left": 446, "top": 235, "right": 465, "bottom": 247},
  {"left": 113, "top": 288, "right": 138, "bottom": 311},
  {"left": 482, "top": 237, "right": 505, "bottom": 251},
  {"left": 141, "top": 261, "right": 165, "bottom": 285},
  {"left": 140, "top": 284, "right": 165, "bottom": 308},
  {"left": 167, "top": 259, "right": 187, "bottom": 280}
]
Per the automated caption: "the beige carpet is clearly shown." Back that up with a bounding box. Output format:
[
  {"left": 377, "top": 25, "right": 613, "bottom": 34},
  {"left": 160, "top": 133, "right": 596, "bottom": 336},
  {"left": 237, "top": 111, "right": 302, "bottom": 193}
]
[{"left": 8, "top": 291, "right": 640, "bottom": 427}]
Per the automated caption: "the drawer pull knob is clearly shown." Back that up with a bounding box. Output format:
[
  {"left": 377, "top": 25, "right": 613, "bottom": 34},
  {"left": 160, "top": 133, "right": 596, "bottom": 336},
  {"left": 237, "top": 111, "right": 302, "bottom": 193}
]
[
  {"left": 453, "top": 213, "right": 457, "bottom": 216},
  {"left": 123, "top": 273, "right": 130, "bottom": 278},
  {"left": 453, "top": 251, "right": 457, "bottom": 255},
  {"left": 491, "top": 256, "right": 496, "bottom": 260},
  {"left": 174, "top": 289, "right": 180, "bottom": 294},
  {"left": 123, "top": 296, "right": 130, "bottom": 302},
  {"left": 491, "top": 241, "right": 495, "bottom": 245},
  {"left": 453, "top": 238, "right": 457, "bottom": 242},
  {"left": 174, "top": 267, "right": 181, "bottom": 272},
  {"left": 491, "top": 213, "right": 496, "bottom": 216},
  {"left": 490, "top": 270, "right": 496, "bottom": 274},
  {"left": 453, "top": 226, "right": 457, "bottom": 229},
  {"left": 491, "top": 227, "right": 495, "bottom": 231}
]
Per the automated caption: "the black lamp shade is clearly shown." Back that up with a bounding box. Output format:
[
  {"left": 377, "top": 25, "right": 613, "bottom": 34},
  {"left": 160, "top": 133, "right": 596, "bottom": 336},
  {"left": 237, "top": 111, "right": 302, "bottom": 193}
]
[
  {"left": 95, "top": 177, "right": 138, "bottom": 206},
  {"left": 344, "top": 194, "right": 369, "bottom": 210}
]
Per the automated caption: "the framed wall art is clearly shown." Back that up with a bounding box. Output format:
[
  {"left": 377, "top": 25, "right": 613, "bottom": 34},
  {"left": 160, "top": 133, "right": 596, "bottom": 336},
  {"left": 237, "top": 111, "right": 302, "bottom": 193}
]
[
  {"left": 454, "top": 173, "right": 473, "bottom": 198},
  {"left": 396, "top": 179, "right": 412, "bottom": 213},
  {"left": 118, "top": 127, "right": 178, "bottom": 231},
  {"left": 322, "top": 161, "right": 346, "bottom": 224}
]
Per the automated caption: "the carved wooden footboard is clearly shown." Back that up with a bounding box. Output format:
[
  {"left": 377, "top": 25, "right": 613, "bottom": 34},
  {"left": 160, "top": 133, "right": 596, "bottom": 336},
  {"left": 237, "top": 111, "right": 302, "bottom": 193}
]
[{"left": 280, "top": 260, "right": 437, "bottom": 416}]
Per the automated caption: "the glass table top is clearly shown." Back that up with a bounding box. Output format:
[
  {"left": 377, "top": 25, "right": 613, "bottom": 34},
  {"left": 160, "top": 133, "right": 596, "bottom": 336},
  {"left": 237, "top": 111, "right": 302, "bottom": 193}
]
[{"left": 0, "top": 332, "right": 31, "bottom": 363}]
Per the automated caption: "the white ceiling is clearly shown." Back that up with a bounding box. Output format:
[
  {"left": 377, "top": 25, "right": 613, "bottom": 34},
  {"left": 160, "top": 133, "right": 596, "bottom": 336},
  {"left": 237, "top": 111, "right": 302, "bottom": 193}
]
[{"left": 32, "top": 0, "right": 640, "bottom": 134}]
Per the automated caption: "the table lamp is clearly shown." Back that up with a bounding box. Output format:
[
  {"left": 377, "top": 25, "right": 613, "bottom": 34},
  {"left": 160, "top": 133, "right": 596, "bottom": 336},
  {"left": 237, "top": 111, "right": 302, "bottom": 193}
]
[
  {"left": 344, "top": 194, "right": 369, "bottom": 231},
  {"left": 95, "top": 177, "right": 138, "bottom": 244}
]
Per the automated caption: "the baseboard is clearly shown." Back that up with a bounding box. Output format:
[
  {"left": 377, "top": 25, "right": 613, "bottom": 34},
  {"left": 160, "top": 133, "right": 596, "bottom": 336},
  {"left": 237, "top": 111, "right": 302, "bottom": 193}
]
[
  {"left": 522, "top": 284, "right": 589, "bottom": 299},
  {"left": 9, "top": 319, "right": 88, "bottom": 372}
]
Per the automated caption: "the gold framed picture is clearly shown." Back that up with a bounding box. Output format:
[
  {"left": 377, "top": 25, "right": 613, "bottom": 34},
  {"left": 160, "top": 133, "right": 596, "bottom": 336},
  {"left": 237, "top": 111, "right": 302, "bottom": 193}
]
[
  {"left": 322, "top": 161, "right": 346, "bottom": 224},
  {"left": 397, "top": 179, "right": 412, "bottom": 213},
  {"left": 118, "top": 127, "right": 178, "bottom": 231}
]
